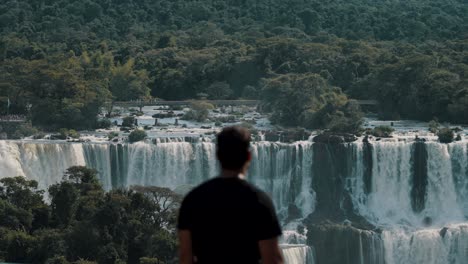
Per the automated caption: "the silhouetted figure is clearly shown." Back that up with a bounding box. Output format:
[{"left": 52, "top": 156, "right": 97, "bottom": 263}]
[{"left": 178, "top": 126, "right": 284, "bottom": 264}]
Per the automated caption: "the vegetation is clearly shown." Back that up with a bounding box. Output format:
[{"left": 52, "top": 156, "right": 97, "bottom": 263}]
[
  {"left": 122, "top": 116, "right": 136, "bottom": 128},
  {"left": 262, "top": 73, "right": 363, "bottom": 133},
  {"left": 428, "top": 120, "right": 441, "bottom": 134},
  {"left": 58, "top": 128, "right": 80, "bottom": 139},
  {"left": 107, "top": 131, "right": 119, "bottom": 141},
  {"left": 437, "top": 128, "right": 455, "bottom": 143},
  {"left": 128, "top": 129, "right": 147, "bottom": 143},
  {"left": 0, "top": 122, "right": 40, "bottom": 139},
  {"left": 96, "top": 119, "right": 112, "bottom": 129},
  {"left": 0, "top": 0, "right": 466, "bottom": 131},
  {"left": 370, "top": 126, "right": 395, "bottom": 138},
  {"left": 182, "top": 102, "right": 214, "bottom": 122},
  {"left": 0, "top": 167, "right": 179, "bottom": 263}
]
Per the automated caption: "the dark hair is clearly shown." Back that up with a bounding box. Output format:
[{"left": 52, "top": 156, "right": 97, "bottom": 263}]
[{"left": 216, "top": 126, "right": 251, "bottom": 170}]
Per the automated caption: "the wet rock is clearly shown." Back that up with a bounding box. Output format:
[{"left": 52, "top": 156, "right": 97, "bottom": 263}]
[
  {"left": 305, "top": 222, "right": 385, "bottom": 264},
  {"left": 264, "top": 129, "right": 311, "bottom": 142},
  {"left": 152, "top": 113, "right": 175, "bottom": 118},
  {"left": 423, "top": 216, "right": 432, "bottom": 227},
  {"left": 287, "top": 203, "right": 302, "bottom": 222},
  {"left": 440, "top": 227, "right": 449, "bottom": 238},
  {"left": 313, "top": 133, "right": 357, "bottom": 144},
  {"left": 264, "top": 131, "right": 280, "bottom": 141}
]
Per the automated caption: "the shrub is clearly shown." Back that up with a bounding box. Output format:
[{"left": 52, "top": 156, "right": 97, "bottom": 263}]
[
  {"left": 122, "top": 116, "right": 135, "bottom": 127},
  {"left": 8, "top": 123, "right": 39, "bottom": 139},
  {"left": 214, "top": 115, "right": 237, "bottom": 123},
  {"left": 33, "top": 132, "right": 46, "bottom": 139},
  {"left": 437, "top": 128, "right": 454, "bottom": 143},
  {"left": 370, "top": 126, "right": 394, "bottom": 138},
  {"left": 428, "top": 119, "right": 440, "bottom": 133},
  {"left": 56, "top": 129, "right": 80, "bottom": 139},
  {"left": 170, "top": 105, "right": 184, "bottom": 111},
  {"left": 182, "top": 101, "right": 214, "bottom": 122},
  {"left": 96, "top": 119, "right": 112, "bottom": 129},
  {"left": 128, "top": 129, "right": 147, "bottom": 143},
  {"left": 68, "top": 130, "right": 80, "bottom": 139},
  {"left": 58, "top": 128, "right": 69, "bottom": 140},
  {"left": 107, "top": 132, "right": 119, "bottom": 141},
  {"left": 45, "top": 256, "right": 70, "bottom": 264},
  {"left": 140, "top": 258, "right": 159, "bottom": 264}
]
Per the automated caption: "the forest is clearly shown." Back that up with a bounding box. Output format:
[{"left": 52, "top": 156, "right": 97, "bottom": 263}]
[
  {"left": 0, "top": 0, "right": 467, "bottom": 131},
  {"left": 0, "top": 166, "right": 180, "bottom": 264}
]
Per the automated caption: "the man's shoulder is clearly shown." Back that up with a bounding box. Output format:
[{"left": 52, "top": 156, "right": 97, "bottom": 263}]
[
  {"left": 183, "top": 177, "right": 271, "bottom": 202},
  {"left": 182, "top": 177, "right": 221, "bottom": 200}
]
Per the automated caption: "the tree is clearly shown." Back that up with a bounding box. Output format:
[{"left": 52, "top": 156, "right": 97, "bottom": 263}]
[
  {"left": 131, "top": 186, "right": 182, "bottom": 230},
  {"left": 110, "top": 59, "right": 150, "bottom": 101},
  {"left": 438, "top": 128, "right": 454, "bottom": 143},
  {"left": 205, "top": 82, "right": 233, "bottom": 99},
  {"left": 182, "top": 101, "right": 214, "bottom": 122},
  {"left": 0, "top": 177, "right": 44, "bottom": 211},
  {"left": 122, "top": 116, "right": 136, "bottom": 127},
  {"left": 261, "top": 73, "right": 363, "bottom": 133},
  {"left": 128, "top": 129, "right": 147, "bottom": 143}
]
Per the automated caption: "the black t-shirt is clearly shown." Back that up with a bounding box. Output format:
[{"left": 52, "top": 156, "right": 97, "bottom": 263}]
[{"left": 178, "top": 177, "right": 282, "bottom": 264}]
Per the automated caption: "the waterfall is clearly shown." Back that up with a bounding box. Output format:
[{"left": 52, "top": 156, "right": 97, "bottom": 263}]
[
  {"left": 2, "top": 139, "right": 468, "bottom": 263},
  {"left": 0, "top": 141, "right": 87, "bottom": 189},
  {"left": 383, "top": 224, "right": 468, "bottom": 264},
  {"left": 282, "top": 245, "right": 316, "bottom": 264}
]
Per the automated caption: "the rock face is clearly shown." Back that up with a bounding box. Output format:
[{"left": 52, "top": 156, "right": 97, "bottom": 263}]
[
  {"left": 303, "top": 142, "right": 384, "bottom": 264},
  {"left": 264, "top": 129, "right": 311, "bottom": 143},
  {"left": 313, "top": 133, "right": 357, "bottom": 144},
  {"left": 306, "top": 222, "right": 384, "bottom": 264},
  {"left": 410, "top": 142, "right": 428, "bottom": 213}
]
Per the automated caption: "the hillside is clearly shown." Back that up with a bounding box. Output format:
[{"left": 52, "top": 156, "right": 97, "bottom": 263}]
[{"left": 1, "top": 0, "right": 467, "bottom": 129}]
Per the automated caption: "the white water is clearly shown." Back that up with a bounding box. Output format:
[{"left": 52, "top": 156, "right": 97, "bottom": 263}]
[
  {"left": 2, "top": 139, "right": 468, "bottom": 263},
  {"left": 383, "top": 224, "right": 468, "bottom": 264},
  {"left": 347, "top": 140, "right": 468, "bottom": 264},
  {"left": 0, "top": 140, "right": 316, "bottom": 263},
  {"left": 282, "top": 245, "right": 316, "bottom": 264}
]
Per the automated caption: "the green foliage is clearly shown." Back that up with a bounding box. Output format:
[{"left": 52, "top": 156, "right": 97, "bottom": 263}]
[
  {"left": 140, "top": 257, "right": 160, "bottom": 264},
  {"left": 182, "top": 102, "right": 214, "bottom": 122},
  {"left": 122, "top": 116, "right": 136, "bottom": 128},
  {"left": 428, "top": 120, "right": 441, "bottom": 133},
  {"left": 0, "top": 0, "right": 467, "bottom": 130},
  {"left": 438, "top": 128, "right": 455, "bottom": 143},
  {"left": 128, "top": 129, "right": 147, "bottom": 143},
  {"left": 0, "top": 166, "right": 180, "bottom": 263},
  {"left": 97, "top": 119, "right": 112, "bottom": 129},
  {"left": 46, "top": 256, "right": 70, "bottom": 264},
  {"left": 262, "top": 73, "right": 363, "bottom": 133},
  {"left": 5, "top": 123, "right": 39, "bottom": 139},
  {"left": 57, "top": 128, "right": 80, "bottom": 139},
  {"left": 107, "top": 132, "right": 119, "bottom": 141},
  {"left": 205, "top": 82, "right": 233, "bottom": 99},
  {"left": 110, "top": 59, "right": 150, "bottom": 101},
  {"left": 370, "top": 126, "right": 395, "bottom": 138}
]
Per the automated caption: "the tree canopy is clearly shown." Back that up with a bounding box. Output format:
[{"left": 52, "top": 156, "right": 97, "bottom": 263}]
[
  {"left": 0, "top": 167, "right": 180, "bottom": 263},
  {"left": 0, "top": 0, "right": 467, "bottom": 129}
]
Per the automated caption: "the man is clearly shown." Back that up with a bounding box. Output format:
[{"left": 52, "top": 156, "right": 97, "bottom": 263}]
[{"left": 178, "top": 126, "right": 284, "bottom": 264}]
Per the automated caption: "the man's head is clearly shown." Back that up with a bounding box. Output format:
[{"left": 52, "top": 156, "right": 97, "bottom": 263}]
[{"left": 216, "top": 126, "right": 251, "bottom": 171}]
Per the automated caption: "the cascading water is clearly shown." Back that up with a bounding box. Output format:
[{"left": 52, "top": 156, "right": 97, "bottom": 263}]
[
  {"left": 0, "top": 139, "right": 316, "bottom": 263},
  {"left": 2, "top": 138, "right": 468, "bottom": 263}
]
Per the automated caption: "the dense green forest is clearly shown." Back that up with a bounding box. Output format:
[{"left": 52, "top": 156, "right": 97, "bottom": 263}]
[
  {"left": 0, "top": 166, "right": 179, "bottom": 263},
  {"left": 0, "top": 0, "right": 467, "bottom": 130}
]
